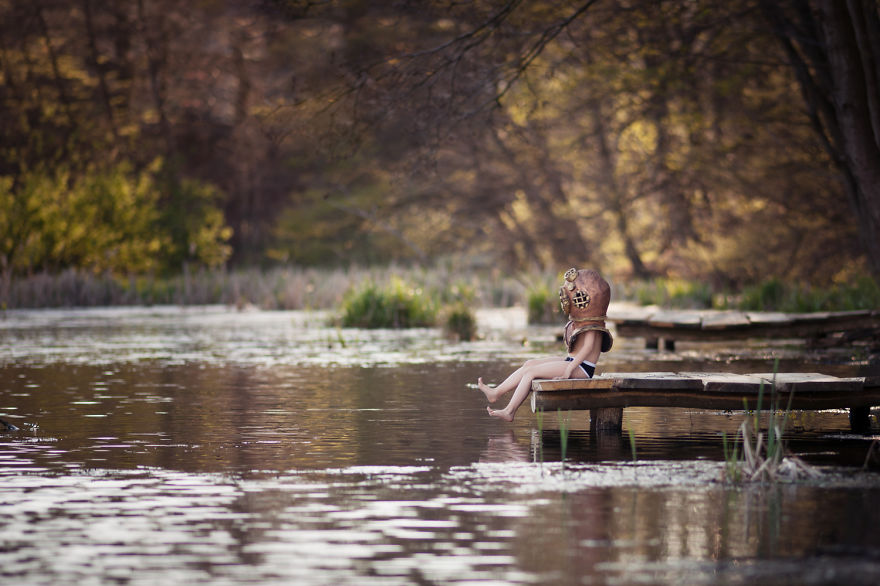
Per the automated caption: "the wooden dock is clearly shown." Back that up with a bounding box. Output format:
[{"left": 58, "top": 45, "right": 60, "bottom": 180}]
[
  {"left": 608, "top": 308, "right": 880, "bottom": 350},
  {"left": 531, "top": 372, "right": 880, "bottom": 433}
]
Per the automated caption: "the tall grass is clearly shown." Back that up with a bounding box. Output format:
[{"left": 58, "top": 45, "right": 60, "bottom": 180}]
[
  {"left": 628, "top": 427, "right": 637, "bottom": 464},
  {"left": 1, "top": 264, "right": 531, "bottom": 310},
  {"left": 5, "top": 265, "right": 878, "bottom": 313},
  {"left": 735, "top": 276, "right": 880, "bottom": 313},
  {"left": 535, "top": 407, "right": 545, "bottom": 474},
  {"left": 526, "top": 282, "right": 563, "bottom": 324},
  {"left": 339, "top": 277, "right": 437, "bottom": 328},
  {"left": 621, "top": 275, "right": 880, "bottom": 312},
  {"left": 722, "top": 360, "right": 819, "bottom": 483},
  {"left": 558, "top": 409, "right": 571, "bottom": 471},
  {"left": 619, "top": 278, "right": 716, "bottom": 309}
]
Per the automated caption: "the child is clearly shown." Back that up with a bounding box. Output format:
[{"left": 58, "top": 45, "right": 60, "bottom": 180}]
[{"left": 478, "top": 268, "right": 613, "bottom": 422}]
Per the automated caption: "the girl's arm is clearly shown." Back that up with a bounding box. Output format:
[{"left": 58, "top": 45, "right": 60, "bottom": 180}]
[
  {"left": 557, "top": 331, "right": 601, "bottom": 379},
  {"left": 560, "top": 359, "right": 577, "bottom": 379},
  {"left": 570, "top": 331, "right": 600, "bottom": 365}
]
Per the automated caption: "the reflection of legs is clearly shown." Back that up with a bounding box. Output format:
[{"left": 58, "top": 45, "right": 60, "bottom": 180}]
[
  {"left": 477, "top": 357, "right": 559, "bottom": 403},
  {"left": 488, "top": 360, "right": 581, "bottom": 422}
]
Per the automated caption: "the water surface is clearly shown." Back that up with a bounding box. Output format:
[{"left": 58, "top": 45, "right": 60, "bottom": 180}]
[{"left": 2, "top": 306, "right": 880, "bottom": 585}]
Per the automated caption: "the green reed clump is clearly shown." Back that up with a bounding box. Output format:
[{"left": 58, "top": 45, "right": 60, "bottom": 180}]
[
  {"left": 628, "top": 427, "right": 637, "bottom": 464},
  {"left": 558, "top": 409, "right": 571, "bottom": 470},
  {"left": 722, "top": 360, "right": 818, "bottom": 483},
  {"left": 624, "top": 278, "right": 716, "bottom": 309},
  {"left": 442, "top": 303, "right": 477, "bottom": 340},
  {"left": 339, "top": 277, "right": 437, "bottom": 328},
  {"left": 535, "top": 407, "right": 545, "bottom": 471},
  {"left": 722, "top": 430, "right": 742, "bottom": 483},
  {"left": 737, "top": 276, "right": 880, "bottom": 313},
  {"left": 527, "top": 282, "right": 563, "bottom": 324}
]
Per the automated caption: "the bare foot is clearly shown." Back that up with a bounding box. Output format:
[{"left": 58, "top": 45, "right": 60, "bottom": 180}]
[
  {"left": 487, "top": 405, "right": 514, "bottom": 422},
  {"left": 477, "top": 377, "right": 501, "bottom": 403}
]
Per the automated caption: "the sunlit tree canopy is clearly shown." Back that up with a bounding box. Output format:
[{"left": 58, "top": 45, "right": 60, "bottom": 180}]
[{"left": 1, "top": 0, "right": 876, "bottom": 288}]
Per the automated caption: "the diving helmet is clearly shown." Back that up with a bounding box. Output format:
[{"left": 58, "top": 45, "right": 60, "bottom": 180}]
[{"left": 559, "top": 268, "right": 611, "bottom": 321}]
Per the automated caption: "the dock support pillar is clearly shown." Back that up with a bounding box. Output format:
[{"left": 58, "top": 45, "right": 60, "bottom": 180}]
[
  {"left": 645, "top": 338, "right": 676, "bottom": 351},
  {"left": 590, "top": 407, "right": 623, "bottom": 434},
  {"left": 849, "top": 406, "right": 871, "bottom": 434}
]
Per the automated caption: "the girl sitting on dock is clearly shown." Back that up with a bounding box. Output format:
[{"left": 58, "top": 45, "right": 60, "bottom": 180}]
[{"left": 478, "top": 268, "right": 614, "bottom": 422}]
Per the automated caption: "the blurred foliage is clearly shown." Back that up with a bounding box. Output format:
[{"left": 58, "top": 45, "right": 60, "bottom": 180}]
[
  {"left": 734, "top": 277, "right": 880, "bottom": 313},
  {"left": 4, "top": 263, "right": 879, "bottom": 314},
  {"left": 526, "top": 282, "right": 564, "bottom": 325},
  {"left": 620, "top": 278, "right": 717, "bottom": 309},
  {"left": 0, "top": 160, "right": 230, "bottom": 277},
  {"left": 617, "top": 275, "right": 880, "bottom": 313},
  {"left": 339, "top": 277, "right": 437, "bottom": 328},
  {"left": 0, "top": 0, "right": 875, "bottom": 301},
  {"left": 442, "top": 303, "right": 478, "bottom": 341}
]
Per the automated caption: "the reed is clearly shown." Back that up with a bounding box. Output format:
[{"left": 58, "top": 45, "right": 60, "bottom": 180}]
[
  {"left": 526, "top": 282, "right": 562, "bottom": 324},
  {"left": 620, "top": 277, "right": 716, "bottom": 309},
  {"left": 2, "top": 264, "right": 533, "bottom": 310},
  {"left": 722, "top": 359, "right": 818, "bottom": 483},
  {"left": 339, "top": 277, "right": 437, "bottom": 328},
  {"left": 628, "top": 427, "right": 637, "bottom": 464},
  {"left": 442, "top": 303, "right": 478, "bottom": 341},
  {"left": 736, "top": 276, "right": 880, "bottom": 313},
  {"left": 616, "top": 275, "right": 880, "bottom": 312},
  {"left": 535, "top": 407, "right": 545, "bottom": 474},
  {"left": 5, "top": 265, "right": 879, "bottom": 313},
  {"left": 558, "top": 409, "right": 571, "bottom": 471}
]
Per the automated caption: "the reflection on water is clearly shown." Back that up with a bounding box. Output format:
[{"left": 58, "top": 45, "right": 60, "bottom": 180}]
[
  {"left": 3, "top": 463, "right": 880, "bottom": 585},
  {"left": 2, "top": 306, "right": 880, "bottom": 585}
]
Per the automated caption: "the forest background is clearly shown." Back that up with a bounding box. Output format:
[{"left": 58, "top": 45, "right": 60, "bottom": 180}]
[{"left": 2, "top": 0, "right": 879, "bottom": 311}]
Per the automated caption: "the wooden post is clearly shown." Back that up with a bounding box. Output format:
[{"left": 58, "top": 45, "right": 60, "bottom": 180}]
[
  {"left": 850, "top": 406, "right": 871, "bottom": 434},
  {"left": 590, "top": 407, "right": 623, "bottom": 434}
]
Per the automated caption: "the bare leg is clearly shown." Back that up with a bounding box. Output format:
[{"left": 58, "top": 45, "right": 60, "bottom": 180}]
[
  {"left": 488, "top": 360, "right": 586, "bottom": 422},
  {"left": 477, "top": 357, "right": 559, "bottom": 403}
]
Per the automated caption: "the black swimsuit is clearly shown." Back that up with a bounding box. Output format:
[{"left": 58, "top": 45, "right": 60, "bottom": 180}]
[{"left": 565, "top": 357, "right": 596, "bottom": 378}]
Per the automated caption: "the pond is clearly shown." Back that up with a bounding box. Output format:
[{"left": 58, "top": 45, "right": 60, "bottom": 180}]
[{"left": 2, "top": 305, "right": 880, "bottom": 585}]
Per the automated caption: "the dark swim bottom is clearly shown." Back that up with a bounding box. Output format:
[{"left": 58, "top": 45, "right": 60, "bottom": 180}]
[{"left": 565, "top": 357, "right": 596, "bottom": 378}]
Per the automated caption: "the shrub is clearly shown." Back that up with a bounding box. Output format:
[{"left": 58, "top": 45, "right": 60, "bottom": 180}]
[
  {"left": 527, "top": 283, "right": 563, "bottom": 324},
  {"left": 443, "top": 303, "right": 478, "bottom": 341},
  {"left": 340, "top": 277, "right": 437, "bottom": 328},
  {"left": 627, "top": 278, "right": 714, "bottom": 309},
  {"left": 738, "top": 277, "right": 880, "bottom": 312}
]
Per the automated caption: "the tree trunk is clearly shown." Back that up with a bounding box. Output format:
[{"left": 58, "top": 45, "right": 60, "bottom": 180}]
[
  {"left": 588, "top": 97, "right": 652, "bottom": 279},
  {"left": 765, "top": 0, "right": 880, "bottom": 277},
  {"left": 82, "top": 0, "right": 118, "bottom": 139},
  {"left": 818, "top": 0, "right": 880, "bottom": 277}
]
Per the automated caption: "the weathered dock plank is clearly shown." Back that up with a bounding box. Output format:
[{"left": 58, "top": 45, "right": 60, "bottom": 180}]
[
  {"left": 701, "top": 311, "right": 751, "bottom": 330},
  {"left": 746, "top": 312, "right": 793, "bottom": 326},
  {"left": 691, "top": 372, "right": 766, "bottom": 394},
  {"left": 751, "top": 372, "right": 865, "bottom": 393},
  {"left": 530, "top": 371, "right": 880, "bottom": 433},
  {"left": 647, "top": 311, "right": 702, "bottom": 328},
  {"left": 609, "top": 308, "right": 880, "bottom": 349}
]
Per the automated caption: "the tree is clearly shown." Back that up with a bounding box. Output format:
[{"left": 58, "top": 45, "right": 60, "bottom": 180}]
[
  {"left": 0, "top": 0, "right": 871, "bottom": 286},
  {"left": 762, "top": 0, "right": 880, "bottom": 278},
  {"left": 263, "top": 0, "right": 860, "bottom": 283}
]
